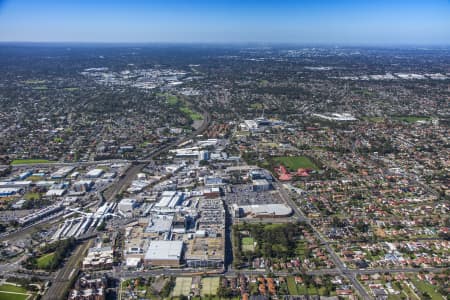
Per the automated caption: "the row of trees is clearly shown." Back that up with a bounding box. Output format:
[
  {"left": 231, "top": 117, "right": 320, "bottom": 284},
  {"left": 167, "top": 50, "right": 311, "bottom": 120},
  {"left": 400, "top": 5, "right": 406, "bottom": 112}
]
[
  {"left": 23, "top": 238, "right": 77, "bottom": 271},
  {"left": 234, "top": 223, "right": 304, "bottom": 267}
]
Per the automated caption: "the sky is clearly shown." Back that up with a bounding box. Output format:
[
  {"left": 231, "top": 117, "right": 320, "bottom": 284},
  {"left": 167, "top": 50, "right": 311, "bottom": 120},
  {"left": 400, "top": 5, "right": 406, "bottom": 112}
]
[{"left": 0, "top": 0, "right": 449, "bottom": 45}]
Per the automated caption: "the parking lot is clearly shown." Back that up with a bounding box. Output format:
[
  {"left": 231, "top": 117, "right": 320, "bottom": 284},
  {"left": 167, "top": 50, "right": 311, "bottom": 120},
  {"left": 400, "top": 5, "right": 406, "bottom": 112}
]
[{"left": 223, "top": 184, "right": 283, "bottom": 206}]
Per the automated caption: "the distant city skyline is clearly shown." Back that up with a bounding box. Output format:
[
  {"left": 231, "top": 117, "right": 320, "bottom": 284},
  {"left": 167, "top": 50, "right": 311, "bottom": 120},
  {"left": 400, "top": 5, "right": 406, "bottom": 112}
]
[{"left": 0, "top": 0, "right": 449, "bottom": 45}]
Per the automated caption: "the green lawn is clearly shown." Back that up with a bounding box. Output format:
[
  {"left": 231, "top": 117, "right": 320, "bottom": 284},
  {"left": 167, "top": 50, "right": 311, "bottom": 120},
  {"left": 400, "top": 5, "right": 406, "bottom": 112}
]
[
  {"left": 250, "top": 103, "right": 264, "bottom": 109},
  {"left": 392, "top": 116, "right": 431, "bottom": 123},
  {"left": 11, "top": 159, "right": 53, "bottom": 165},
  {"left": 163, "top": 93, "right": 202, "bottom": 121},
  {"left": 24, "top": 192, "right": 41, "bottom": 201},
  {"left": 172, "top": 277, "right": 192, "bottom": 297},
  {"left": 180, "top": 106, "right": 203, "bottom": 120},
  {"left": 0, "top": 285, "right": 27, "bottom": 293},
  {"left": 241, "top": 237, "right": 255, "bottom": 252},
  {"left": 36, "top": 252, "right": 55, "bottom": 269},
  {"left": 242, "top": 237, "right": 254, "bottom": 245},
  {"left": 33, "top": 86, "right": 48, "bottom": 90},
  {"left": 0, "top": 292, "right": 29, "bottom": 300},
  {"left": 286, "top": 277, "right": 299, "bottom": 295},
  {"left": 411, "top": 278, "right": 444, "bottom": 300},
  {"left": 0, "top": 284, "right": 29, "bottom": 300},
  {"left": 167, "top": 95, "right": 179, "bottom": 105},
  {"left": 274, "top": 156, "right": 319, "bottom": 171},
  {"left": 23, "top": 79, "right": 46, "bottom": 84},
  {"left": 201, "top": 277, "right": 220, "bottom": 296}
]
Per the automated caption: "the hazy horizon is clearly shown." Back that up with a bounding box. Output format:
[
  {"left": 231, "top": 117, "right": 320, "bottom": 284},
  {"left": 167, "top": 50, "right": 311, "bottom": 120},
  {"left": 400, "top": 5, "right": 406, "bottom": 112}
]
[{"left": 0, "top": 0, "right": 449, "bottom": 45}]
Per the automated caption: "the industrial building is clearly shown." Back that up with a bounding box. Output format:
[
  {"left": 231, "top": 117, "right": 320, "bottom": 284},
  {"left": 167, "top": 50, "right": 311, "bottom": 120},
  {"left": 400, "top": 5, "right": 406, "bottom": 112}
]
[
  {"left": 85, "top": 169, "right": 105, "bottom": 178},
  {"left": 51, "top": 166, "right": 75, "bottom": 179},
  {"left": 0, "top": 187, "right": 21, "bottom": 197}
]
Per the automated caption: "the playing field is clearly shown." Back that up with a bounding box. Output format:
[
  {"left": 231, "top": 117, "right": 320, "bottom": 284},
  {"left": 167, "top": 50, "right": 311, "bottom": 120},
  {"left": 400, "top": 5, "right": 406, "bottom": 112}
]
[
  {"left": 172, "top": 277, "right": 192, "bottom": 297},
  {"left": 11, "top": 159, "right": 52, "bottom": 165},
  {"left": 201, "top": 277, "right": 220, "bottom": 296},
  {"left": 274, "top": 156, "right": 319, "bottom": 171},
  {"left": 242, "top": 237, "right": 255, "bottom": 252},
  {"left": 0, "top": 284, "right": 31, "bottom": 300}
]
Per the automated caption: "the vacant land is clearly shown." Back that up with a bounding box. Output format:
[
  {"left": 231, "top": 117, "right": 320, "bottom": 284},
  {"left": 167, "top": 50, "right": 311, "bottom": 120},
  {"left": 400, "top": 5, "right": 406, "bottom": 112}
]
[
  {"left": 172, "top": 277, "right": 192, "bottom": 297},
  {"left": 274, "top": 156, "right": 319, "bottom": 171},
  {"left": 201, "top": 277, "right": 220, "bottom": 296}
]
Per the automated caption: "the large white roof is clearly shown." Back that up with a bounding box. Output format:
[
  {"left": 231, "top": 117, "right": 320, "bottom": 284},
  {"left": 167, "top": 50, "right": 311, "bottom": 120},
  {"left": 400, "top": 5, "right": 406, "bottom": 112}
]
[{"left": 144, "top": 240, "right": 183, "bottom": 261}]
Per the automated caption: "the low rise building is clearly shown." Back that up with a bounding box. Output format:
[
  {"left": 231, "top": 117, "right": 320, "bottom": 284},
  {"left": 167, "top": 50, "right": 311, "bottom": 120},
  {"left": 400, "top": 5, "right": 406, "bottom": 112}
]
[{"left": 144, "top": 240, "right": 183, "bottom": 267}]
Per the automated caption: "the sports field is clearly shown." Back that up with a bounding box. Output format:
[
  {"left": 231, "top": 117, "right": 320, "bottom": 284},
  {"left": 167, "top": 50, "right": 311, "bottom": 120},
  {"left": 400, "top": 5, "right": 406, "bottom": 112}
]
[
  {"left": 11, "top": 159, "right": 53, "bottom": 165},
  {"left": 172, "top": 277, "right": 192, "bottom": 297},
  {"left": 274, "top": 156, "right": 319, "bottom": 171},
  {"left": 0, "top": 284, "right": 31, "bottom": 300},
  {"left": 201, "top": 277, "right": 220, "bottom": 296}
]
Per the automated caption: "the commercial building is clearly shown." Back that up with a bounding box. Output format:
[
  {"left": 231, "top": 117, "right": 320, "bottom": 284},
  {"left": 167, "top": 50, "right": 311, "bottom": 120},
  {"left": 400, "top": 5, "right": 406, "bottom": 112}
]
[
  {"left": 252, "top": 179, "right": 272, "bottom": 192},
  {"left": 238, "top": 204, "right": 293, "bottom": 218},
  {"left": 185, "top": 237, "right": 224, "bottom": 268},
  {"left": 145, "top": 214, "right": 174, "bottom": 235},
  {"left": 155, "top": 191, "right": 183, "bottom": 208},
  {"left": 144, "top": 240, "right": 183, "bottom": 267},
  {"left": 118, "top": 198, "right": 138, "bottom": 216},
  {"left": 82, "top": 246, "right": 114, "bottom": 270}
]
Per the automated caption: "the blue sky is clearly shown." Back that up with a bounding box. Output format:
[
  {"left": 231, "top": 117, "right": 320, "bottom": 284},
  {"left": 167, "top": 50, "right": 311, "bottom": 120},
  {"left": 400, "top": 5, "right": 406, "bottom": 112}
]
[{"left": 0, "top": 0, "right": 449, "bottom": 44}]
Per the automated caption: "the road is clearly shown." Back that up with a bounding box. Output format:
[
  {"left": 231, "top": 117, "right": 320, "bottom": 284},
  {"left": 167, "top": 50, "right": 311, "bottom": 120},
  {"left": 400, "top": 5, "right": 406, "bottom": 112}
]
[
  {"left": 101, "top": 265, "right": 445, "bottom": 281},
  {"left": 274, "top": 180, "right": 373, "bottom": 300}
]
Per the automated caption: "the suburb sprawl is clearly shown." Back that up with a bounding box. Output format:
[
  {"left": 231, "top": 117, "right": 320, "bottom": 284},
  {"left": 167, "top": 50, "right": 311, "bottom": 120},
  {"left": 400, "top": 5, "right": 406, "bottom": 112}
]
[{"left": 0, "top": 45, "right": 449, "bottom": 300}]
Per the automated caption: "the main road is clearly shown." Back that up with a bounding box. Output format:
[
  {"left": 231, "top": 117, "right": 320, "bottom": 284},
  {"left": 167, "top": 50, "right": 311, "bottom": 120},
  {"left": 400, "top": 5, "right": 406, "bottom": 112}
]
[{"left": 274, "top": 180, "right": 373, "bottom": 300}]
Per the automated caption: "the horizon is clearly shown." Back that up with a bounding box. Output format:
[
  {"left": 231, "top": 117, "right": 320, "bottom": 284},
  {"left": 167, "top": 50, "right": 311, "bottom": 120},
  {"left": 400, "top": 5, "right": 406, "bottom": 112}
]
[{"left": 0, "top": 0, "right": 449, "bottom": 45}]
